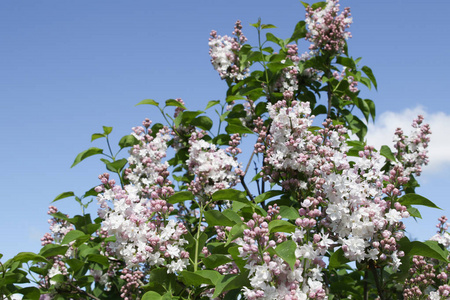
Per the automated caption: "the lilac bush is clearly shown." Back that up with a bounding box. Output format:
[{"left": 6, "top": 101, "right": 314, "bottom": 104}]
[{"left": 1, "top": 0, "right": 448, "bottom": 299}]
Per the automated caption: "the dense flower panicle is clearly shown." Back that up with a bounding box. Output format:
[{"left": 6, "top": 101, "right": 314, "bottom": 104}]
[
  {"left": 305, "top": 0, "right": 352, "bottom": 53},
  {"left": 393, "top": 115, "right": 431, "bottom": 176},
  {"left": 96, "top": 122, "right": 189, "bottom": 272},
  {"left": 41, "top": 206, "right": 74, "bottom": 246},
  {"left": 187, "top": 132, "right": 243, "bottom": 196},
  {"left": 209, "top": 20, "right": 249, "bottom": 81}
]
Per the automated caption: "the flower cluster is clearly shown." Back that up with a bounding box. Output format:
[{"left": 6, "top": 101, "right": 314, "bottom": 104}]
[
  {"left": 96, "top": 123, "right": 189, "bottom": 272},
  {"left": 305, "top": 0, "right": 352, "bottom": 53},
  {"left": 187, "top": 132, "right": 243, "bottom": 197},
  {"left": 209, "top": 20, "right": 249, "bottom": 81}
]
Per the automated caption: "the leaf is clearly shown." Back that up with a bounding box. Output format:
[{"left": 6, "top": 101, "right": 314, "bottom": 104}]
[
  {"left": 399, "top": 237, "right": 448, "bottom": 262},
  {"left": 266, "top": 33, "right": 284, "bottom": 47},
  {"left": 61, "top": 230, "right": 85, "bottom": 245},
  {"left": 180, "top": 270, "right": 221, "bottom": 286},
  {"left": 362, "top": 66, "right": 377, "bottom": 90},
  {"left": 380, "top": 145, "right": 396, "bottom": 162},
  {"left": 71, "top": 147, "right": 103, "bottom": 168},
  {"left": 212, "top": 273, "right": 250, "bottom": 298},
  {"left": 119, "top": 134, "right": 139, "bottom": 148},
  {"left": 275, "top": 240, "right": 297, "bottom": 270},
  {"left": 254, "top": 190, "right": 284, "bottom": 203},
  {"left": 279, "top": 206, "right": 300, "bottom": 220},
  {"left": 13, "top": 252, "right": 48, "bottom": 263},
  {"left": 202, "top": 254, "right": 232, "bottom": 269},
  {"left": 329, "top": 248, "right": 350, "bottom": 268},
  {"left": 17, "top": 287, "right": 40, "bottom": 300},
  {"left": 167, "top": 191, "right": 194, "bottom": 204},
  {"left": 86, "top": 254, "right": 109, "bottom": 267},
  {"left": 226, "top": 223, "right": 247, "bottom": 246},
  {"left": 82, "top": 186, "right": 98, "bottom": 198},
  {"left": 102, "top": 126, "right": 113, "bottom": 135},
  {"left": 204, "top": 210, "right": 236, "bottom": 227},
  {"left": 365, "top": 99, "right": 376, "bottom": 121},
  {"left": 268, "top": 220, "right": 296, "bottom": 233},
  {"left": 165, "top": 99, "right": 186, "bottom": 109},
  {"left": 212, "top": 189, "right": 249, "bottom": 204},
  {"left": 52, "top": 191, "right": 75, "bottom": 203},
  {"left": 66, "top": 259, "right": 84, "bottom": 273},
  {"left": 104, "top": 158, "right": 128, "bottom": 173},
  {"left": 225, "top": 119, "right": 253, "bottom": 134},
  {"left": 191, "top": 116, "right": 213, "bottom": 131},
  {"left": 290, "top": 21, "right": 307, "bottom": 42},
  {"left": 398, "top": 193, "right": 441, "bottom": 209},
  {"left": 39, "top": 245, "right": 69, "bottom": 258},
  {"left": 91, "top": 133, "right": 105, "bottom": 142},
  {"left": 142, "top": 291, "right": 162, "bottom": 300},
  {"left": 261, "top": 24, "right": 277, "bottom": 29},
  {"left": 205, "top": 100, "right": 220, "bottom": 110},
  {"left": 407, "top": 206, "right": 422, "bottom": 219},
  {"left": 136, "top": 99, "right": 159, "bottom": 106}
]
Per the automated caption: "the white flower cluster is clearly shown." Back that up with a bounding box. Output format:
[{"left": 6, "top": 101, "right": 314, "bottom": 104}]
[
  {"left": 97, "top": 127, "right": 189, "bottom": 273},
  {"left": 187, "top": 138, "right": 242, "bottom": 196}
]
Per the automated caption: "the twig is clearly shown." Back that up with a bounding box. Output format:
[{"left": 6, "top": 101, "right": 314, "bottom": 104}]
[{"left": 240, "top": 175, "right": 254, "bottom": 202}]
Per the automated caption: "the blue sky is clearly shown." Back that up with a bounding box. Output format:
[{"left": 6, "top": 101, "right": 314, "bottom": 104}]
[{"left": 1, "top": 0, "right": 449, "bottom": 260}]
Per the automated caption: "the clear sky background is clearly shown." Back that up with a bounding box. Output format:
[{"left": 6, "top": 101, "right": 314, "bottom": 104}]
[{"left": 1, "top": 0, "right": 449, "bottom": 261}]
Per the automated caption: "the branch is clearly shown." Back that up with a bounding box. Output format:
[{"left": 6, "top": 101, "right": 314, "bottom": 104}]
[
  {"left": 68, "top": 283, "right": 101, "bottom": 300},
  {"left": 240, "top": 175, "right": 254, "bottom": 202}
]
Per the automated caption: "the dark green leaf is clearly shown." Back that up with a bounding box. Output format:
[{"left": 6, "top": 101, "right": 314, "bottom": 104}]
[
  {"left": 380, "top": 145, "right": 396, "bottom": 162},
  {"left": 71, "top": 147, "right": 103, "bottom": 168},
  {"left": 105, "top": 158, "right": 128, "bottom": 173},
  {"left": 191, "top": 116, "right": 213, "bottom": 131},
  {"left": 290, "top": 21, "right": 307, "bottom": 42},
  {"left": 136, "top": 99, "right": 159, "bottom": 106},
  {"left": 279, "top": 206, "right": 299, "bottom": 220},
  {"left": 329, "top": 248, "right": 350, "bottom": 268},
  {"left": 366, "top": 99, "right": 376, "bottom": 121},
  {"left": 399, "top": 237, "right": 448, "bottom": 262},
  {"left": 86, "top": 254, "right": 109, "bottom": 267},
  {"left": 82, "top": 186, "right": 98, "bottom": 198},
  {"left": 204, "top": 210, "right": 236, "bottom": 227},
  {"left": 212, "top": 189, "right": 249, "bottom": 204},
  {"left": 225, "top": 119, "right": 253, "bottom": 134},
  {"left": 212, "top": 273, "right": 250, "bottom": 298},
  {"left": 336, "top": 57, "right": 356, "bottom": 69},
  {"left": 202, "top": 254, "right": 232, "bottom": 269},
  {"left": 39, "top": 245, "right": 69, "bottom": 258},
  {"left": 407, "top": 206, "right": 422, "bottom": 219},
  {"left": 398, "top": 194, "right": 441, "bottom": 209},
  {"left": 180, "top": 270, "right": 221, "bottom": 286},
  {"left": 66, "top": 259, "right": 84, "bottom": 273},
  {"left": 362, "top": 66, "right": 377, "bottom": 90},
  {"left": 254, "top": 190, "right": 284, "bottom": 203},
  {"left": 52, "top": 191, "right": 75, "bottom": 203},
  {"left": 18, "top": 287, "right": 40, "bottom": 300},
  {"left": 268, "top": 220, "right": 296, "bottom": 233},
  {"left": 119, "top": 134, "right": 139, "bottom": 149}
]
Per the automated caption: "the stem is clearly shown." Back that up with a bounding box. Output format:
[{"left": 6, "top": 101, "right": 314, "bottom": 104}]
[
  {"left": 194, "top": 201, "right": 204, "bottom": 272},
  {"left": 369, "top": 261, "right": 385, "bottom": 300},
  {"left": 325, "top": 56, "right": 333, "bottom": 119},
  {"left": 363, "top": 269, "right": 369, "bottom": 300},
  {"left": 68, "top": 282, "right": 101, "bottom": 300},
  {"left": 240, "top": 175, "right": 254, "bottom": 202},
  {"left": 106, "top": 136, "right": 114, "bottom": 158}
]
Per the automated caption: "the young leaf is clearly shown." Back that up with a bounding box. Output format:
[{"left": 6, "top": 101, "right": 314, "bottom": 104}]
[
  {"left": 165, "top": 99, "right": 186, "bottom": 109},
  {"left": 52, "top": 191, "right": 75, "bottom": 203},
  {"left": 135, "top": 99, "right": 159, "bottom": 106},
  {"left": 261, "top": 24, "right": 277, "bottom": 30},
  {"left": 91, "top": 133, "right": 105, "bottom": 142},
  {"left": 205, "top": 100, "right": 220, "bottom": 110},
  {"left": 254, "top": 190, "right": 284, "bottom": 203},
  {"left": 71, "top": 147, "right": 103, "bottom": 168},
  {"left": 167, "top": 191, "right": 194, "bottom": 204},
  {"left": 380, "top": 145, "right": 396, "bottom": 162},
  {"left": 119, "top": 134, "right": 139, "bottom": 149},
  {"left": 102, "top": 126, "right": 113, "bottom": 135}
]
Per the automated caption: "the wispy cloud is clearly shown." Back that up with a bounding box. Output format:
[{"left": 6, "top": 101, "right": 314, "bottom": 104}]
[{"left": 365, "top": 106, "right": 450, "bottom": 174}]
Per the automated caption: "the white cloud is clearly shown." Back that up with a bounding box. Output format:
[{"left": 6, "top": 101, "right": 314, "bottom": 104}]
[{"left": 365, "top": 106, "right": 450, "bottom": 174}]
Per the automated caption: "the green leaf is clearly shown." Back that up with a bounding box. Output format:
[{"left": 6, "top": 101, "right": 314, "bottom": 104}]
[
  {"left": 407, "top": 206, "right": 422, "bottom": 219},
  {"left": 104, "top": 158, "right": 128, "bottom": 173},
  {"left": 268, "top": 220, "right": 296, "bottom": 233},
  {"left": 71, "top": 147, "right": 103, "bottom": 168},
  {"left": 39, "top": 245, "right": 69, "bottom": 258},
  {"left": 266, "top": 33, "right": 284, "bottom": 47},
  {"left": 300, "top": 1, "right": 309, "bottom": 8},
  {"left": 204, "top": 210, "right": 236, "bottom": 227},
  {"left": 17, "top": 287, "right": 40, "bottom": 300},
  {"left": 362, "top": 66, "right": 377, "bottom": 90},
  {"left": 336, "top": 57, "right": 356, "bottom": 69},
  {"left": 66, "top": 259, "right": 84, "bottom": 273},
  {"left": 279, "top": 206, "right": 299, "bottom": 220},
  {"left": 167, "top": 191, "right": 194, "bottom": 204},
  {"left": 82, "top": 186, "right": 98, "bottom": 198},
  {"left": 119, "top": 134, "right": 139, "bottom": 149},
  {"left": 254, "top": 190, "right": 284, "bottom": 203},
  {"left": 275, "top": 240, "right": 296, "bottom": 270},
  {"left": 91, "top": 133, "right": 105, "bottom": 142},
  {"left": 202, "top": 254, "right": 232, "bottom": 269},
  {"left": 102, "top": 126, "right": 113, "bottom": 135},
  {"left": 136, "top": 99, "right": 159, "bottom": 106},
  {"left": 225, "top": 119, "right": 253, "bottom": 134},
  {"left": 226, "top": 223, "right": 247, "bottom": 246},
  {"left": 52, "top": 191, "right": 75, "bottom": 203},
  {"left": 142, "top": 291, "right": 162, "bottom": 300},
  {"left": 261, "top": 24, "right": 277, "bottom": 29},
  {"left": 329, "top": 248, "right": 350, "bottom": 268},
  {"left": 212, "top": 189, "right": 249, "bottom": 204},
  {"left": 311, "top": 1, "right": 327, "bottom": 10},
  {"left": 365, "top": 99, "right": 376, "bottom": 121},
  {"left": 290, "top": 21, "right": 307, "bottom": 42},
  {"left": 380, "top": 145, "right": 396, "bottom": 162},
  {"left": 191, "top": 116, "right": 213, "bottom": 131},
  {"left": 205, "top": 100, "right": 220, "bottom": 110},
  {"left": 61, "top": 230, "right": 85, "bottom": 245},
  {"left": 399, "top": 237, "right": 448, "bottom": 262},
  {"left": 86, "top": 254, "right": 109, "bottom": 267},
  {"left": 13, "top": 252, "right": 48, "bottom": 263},
  {"left": 398, "top": 193, "right": 441, "bottom": 209},
  {"left": 212, "top": 273, "right": 250, "bottom": 298},
  {"left": 165, "top": 99, "right": 186, "bottom": 109},
  {"left": 180, "top": 270, "right": 221, "bottom": 286}
]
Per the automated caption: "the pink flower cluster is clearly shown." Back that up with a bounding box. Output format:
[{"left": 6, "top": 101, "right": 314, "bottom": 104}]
[
  {"left": 305, "top": 0, "right": 352, "bottom": 53},
  {"left": 209, "top": 20, "right": 249, "bottom": 81}
]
